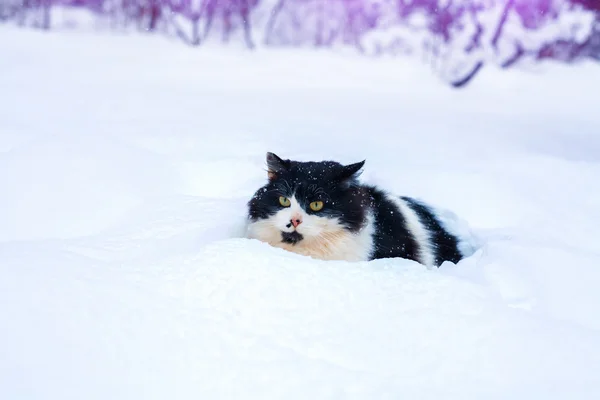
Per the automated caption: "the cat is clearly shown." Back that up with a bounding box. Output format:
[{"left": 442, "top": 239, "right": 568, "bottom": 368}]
[{"left": 245, "top": 152, "right": 476, "bottom": 267}]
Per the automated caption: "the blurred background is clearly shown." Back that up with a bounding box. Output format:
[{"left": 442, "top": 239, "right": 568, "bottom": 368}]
[{"left": 1, "top": 0, "right": 599, "bottom": 87}]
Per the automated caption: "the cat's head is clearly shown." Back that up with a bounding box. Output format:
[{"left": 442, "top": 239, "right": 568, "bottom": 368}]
[{"left": 247, "top": 152, "right": 369, "bottom": 247}]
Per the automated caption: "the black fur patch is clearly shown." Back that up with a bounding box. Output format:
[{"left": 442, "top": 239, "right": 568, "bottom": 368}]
[
  {"left": 365, "top": 186, "right": 420, "bottom": 263},
  {"left": 281, "top": 231, "right": 303, "bottom": 244}
]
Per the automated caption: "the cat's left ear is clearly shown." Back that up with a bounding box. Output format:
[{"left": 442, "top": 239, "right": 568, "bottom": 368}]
[
  {"left": 338, "top": 160, "right": 365, "bottom": 181},
  {"left": 266, "top": 152, "right": 290, "bottom": 181}
]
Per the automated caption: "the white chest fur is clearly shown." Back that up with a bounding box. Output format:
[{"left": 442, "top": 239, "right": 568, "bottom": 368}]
[{"left": 246, "top": 212, "right": 375, "bottom": 262}]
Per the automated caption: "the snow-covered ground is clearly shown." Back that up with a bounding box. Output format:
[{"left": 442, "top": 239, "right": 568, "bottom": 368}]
[{"left": 1, "top": 26, "right": 600, "bottom": 399}]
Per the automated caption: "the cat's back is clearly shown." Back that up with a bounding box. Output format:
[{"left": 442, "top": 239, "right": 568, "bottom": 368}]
[{"left": 362, "top": 185, "right": 472, "bottom": 267}]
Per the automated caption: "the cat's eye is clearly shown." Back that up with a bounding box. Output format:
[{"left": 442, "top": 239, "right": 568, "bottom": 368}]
[
  {"left": 279, "top": 196, "right": 291, "bottom": 207},
  {"left": 309, "top": 201, "right": 324, "bottom": 211}
]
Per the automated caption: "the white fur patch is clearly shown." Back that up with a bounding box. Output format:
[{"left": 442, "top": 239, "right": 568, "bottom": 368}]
[
  {"left": 246, "top": 196, "right": 375, "bottom": 262},
  {"left": 386, "top": 195, "right": 436, "bottom": 268}
]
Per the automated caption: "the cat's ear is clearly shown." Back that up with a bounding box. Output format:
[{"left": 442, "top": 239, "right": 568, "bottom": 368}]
[
  {"left": 338, "top": 160, "right": 365, "bottom": 181},
  {"left": 266, "top": 152, "right": 290, "bottom": 180}
]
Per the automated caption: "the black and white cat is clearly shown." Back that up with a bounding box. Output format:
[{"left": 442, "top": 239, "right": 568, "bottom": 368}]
[{"left": 246, "top": 152, "right": 476, "bottom": 267}]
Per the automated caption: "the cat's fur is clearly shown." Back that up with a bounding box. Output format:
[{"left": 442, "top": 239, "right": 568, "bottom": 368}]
[{"left": 246, "top": 152, "right": 472, "bottom": 267}]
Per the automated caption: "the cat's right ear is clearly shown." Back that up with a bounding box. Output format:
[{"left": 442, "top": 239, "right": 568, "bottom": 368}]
[
  {"left": 266, "top": 152, "right": 290, "bottom": 181},
  {"left": 334, "top": 160, "right": 365, "bottom": 188}
]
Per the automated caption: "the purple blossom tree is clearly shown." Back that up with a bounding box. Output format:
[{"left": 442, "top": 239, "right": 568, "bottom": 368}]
[{"left": 1, "top": 0, "right": 598, "bottom": 87}]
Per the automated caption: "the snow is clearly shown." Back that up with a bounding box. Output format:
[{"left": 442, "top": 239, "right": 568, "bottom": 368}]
[{"left": 2, "top": 26, "right": 600, "bottom": 399}]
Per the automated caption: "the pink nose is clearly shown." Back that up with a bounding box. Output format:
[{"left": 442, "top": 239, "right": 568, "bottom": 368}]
[{"left": 291, "top": 218, "right": 302, "bottom": 228}]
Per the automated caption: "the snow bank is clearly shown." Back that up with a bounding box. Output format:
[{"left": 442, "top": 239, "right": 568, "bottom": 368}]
[
  {"left": 1, "top": 27, "right": 600, "bottom": 399},
  {"left": 2, "top": 239, "right": 600, "bottom": 399}
]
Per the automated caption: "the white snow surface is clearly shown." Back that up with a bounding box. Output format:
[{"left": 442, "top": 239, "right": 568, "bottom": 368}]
[{"left": 1, "top": 26, "right": 600, "bottom": 399}]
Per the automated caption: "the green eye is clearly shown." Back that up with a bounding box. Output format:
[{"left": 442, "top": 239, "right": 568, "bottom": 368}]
[
  {"left": 309, "top": 201, "right": 324, "bottom": 211},
  {"left": 279, "top": 196, "right": 291, "bottom": 207}
]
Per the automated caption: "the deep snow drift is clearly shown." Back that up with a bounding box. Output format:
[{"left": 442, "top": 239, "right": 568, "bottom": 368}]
[{"left": 1, "top": 27, "right": 600, "bottom": 399}]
